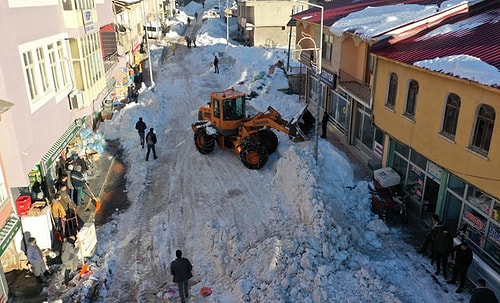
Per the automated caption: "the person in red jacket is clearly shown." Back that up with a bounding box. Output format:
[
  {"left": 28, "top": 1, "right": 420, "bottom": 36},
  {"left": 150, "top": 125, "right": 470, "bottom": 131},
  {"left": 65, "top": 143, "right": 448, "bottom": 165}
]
[
  {"left": 170, "top": 250, "right": 193, "bottom": 303},
  {"left": 447, "top": 242, "right": 473, "bottom": 293}
]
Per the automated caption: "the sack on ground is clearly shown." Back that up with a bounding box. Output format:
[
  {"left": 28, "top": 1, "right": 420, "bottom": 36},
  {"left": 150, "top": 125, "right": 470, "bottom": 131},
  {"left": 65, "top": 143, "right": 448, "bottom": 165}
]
[{"left": 163, "top": 284, "right": 179, "bottom": 300}]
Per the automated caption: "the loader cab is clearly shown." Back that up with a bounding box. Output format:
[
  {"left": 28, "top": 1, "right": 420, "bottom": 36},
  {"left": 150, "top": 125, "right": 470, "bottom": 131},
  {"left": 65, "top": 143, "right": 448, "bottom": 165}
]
[{"left": 210, "top": 88, "right": 246, "bottom": 133}]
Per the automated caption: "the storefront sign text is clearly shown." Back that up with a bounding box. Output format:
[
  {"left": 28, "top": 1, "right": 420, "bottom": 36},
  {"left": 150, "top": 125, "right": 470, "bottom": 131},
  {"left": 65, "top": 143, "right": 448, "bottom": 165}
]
[{"left": 464, "top": 211, "right": 485, "bottom": 231}]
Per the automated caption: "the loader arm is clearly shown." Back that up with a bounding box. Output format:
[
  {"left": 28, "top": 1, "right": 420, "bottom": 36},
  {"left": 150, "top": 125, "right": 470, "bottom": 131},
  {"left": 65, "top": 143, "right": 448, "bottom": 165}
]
[{"left": 238, "top": 106, "right": 304, "bottom": 140}]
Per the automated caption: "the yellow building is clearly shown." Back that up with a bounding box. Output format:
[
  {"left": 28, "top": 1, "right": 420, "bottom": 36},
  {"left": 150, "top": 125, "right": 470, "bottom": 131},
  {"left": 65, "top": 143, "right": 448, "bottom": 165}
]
[{"left": 372, "top": 3, "right": 500, "bottom": 294}]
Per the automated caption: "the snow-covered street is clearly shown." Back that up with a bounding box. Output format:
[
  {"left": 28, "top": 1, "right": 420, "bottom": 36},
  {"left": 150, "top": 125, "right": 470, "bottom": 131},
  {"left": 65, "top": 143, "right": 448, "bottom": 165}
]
[{"left": 47, "top": 2, "right": 472, "bottom": 302}]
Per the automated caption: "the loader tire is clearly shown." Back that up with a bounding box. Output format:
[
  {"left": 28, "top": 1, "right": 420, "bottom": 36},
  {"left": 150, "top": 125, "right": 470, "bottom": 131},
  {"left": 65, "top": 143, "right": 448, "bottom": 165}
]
[
  {"left": 240, "top": 139, "right": 268, "bottom": 169},
  {"left": 194, "top": 129, "right": 215, "bottom": 154},
  {"left": 257, "top": 129, "right": 278, "bottom": 154}
]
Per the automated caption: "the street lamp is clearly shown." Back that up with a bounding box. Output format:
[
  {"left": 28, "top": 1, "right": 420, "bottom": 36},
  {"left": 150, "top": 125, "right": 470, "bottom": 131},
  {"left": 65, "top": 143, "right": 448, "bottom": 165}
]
[{"left": 293, "top": 1, "right": 323, "bottom": 164}]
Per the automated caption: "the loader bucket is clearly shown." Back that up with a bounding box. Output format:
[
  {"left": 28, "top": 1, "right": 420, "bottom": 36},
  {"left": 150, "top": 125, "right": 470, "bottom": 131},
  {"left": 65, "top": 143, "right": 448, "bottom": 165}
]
[{"left": 289, "top": 105, "right": 315, "bottom": 141}]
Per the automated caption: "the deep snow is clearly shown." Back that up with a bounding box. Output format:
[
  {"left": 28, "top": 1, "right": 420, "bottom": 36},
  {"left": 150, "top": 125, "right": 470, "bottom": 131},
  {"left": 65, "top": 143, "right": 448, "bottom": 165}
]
[{"left": 44, "top": 1, "right": 480, "bottom": 302}]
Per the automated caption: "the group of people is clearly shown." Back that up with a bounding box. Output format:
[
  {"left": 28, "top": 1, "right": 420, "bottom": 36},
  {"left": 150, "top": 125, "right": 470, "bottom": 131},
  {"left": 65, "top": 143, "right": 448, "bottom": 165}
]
[
  {"left": 26, "top": 234, "right": 80, "bottom": 287},
  {"left": 184, "top": 35, "right": 197, "bottom": 48},
  {"left": 417, "top": 215, "right": 498, "bottom": 301},
  {"left": 135, "top": 117, "right": 158, "bottom": 161}
]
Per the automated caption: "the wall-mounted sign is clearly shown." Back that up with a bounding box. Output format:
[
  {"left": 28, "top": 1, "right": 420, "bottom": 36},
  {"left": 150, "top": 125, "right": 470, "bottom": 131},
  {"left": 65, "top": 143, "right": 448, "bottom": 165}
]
[{"left": 83, "top": 9, "right": 95, "bottom": 33}]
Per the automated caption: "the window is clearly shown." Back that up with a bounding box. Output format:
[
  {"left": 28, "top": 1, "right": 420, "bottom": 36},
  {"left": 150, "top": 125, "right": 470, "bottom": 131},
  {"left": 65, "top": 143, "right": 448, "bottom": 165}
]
[
  {"left": 441, "top": 93, "right": 461, "bottom": 139},
  {"left": 386, "top": 73, "right": 398, "bottom": 108},
  {"left": 71, "top": 32, "right": 105, "bottom": 90},
  {"left": 23, "top": 51, "right": 38, "bottom": 100},
  {"left": 322, "top": 34, "right": 333, "bottom": 62},
  {"left": 471, "top": 104, "right": 495, "bottom": 154},
  {"left": 404, "top": 80, "right": 418, "bottom": 118}
]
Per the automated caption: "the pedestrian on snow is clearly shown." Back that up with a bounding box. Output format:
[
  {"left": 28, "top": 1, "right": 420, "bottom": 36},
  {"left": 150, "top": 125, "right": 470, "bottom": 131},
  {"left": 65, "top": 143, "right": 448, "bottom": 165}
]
[
  {"left": 130, "top": 83, "right": 139, "bottom": 103},
  {"left": 50, "top": 193, "right": 66, "bottom": 232},
  {"left": 61, "top": 236, "right": 79, "bottom": 287},
  {"left": 185, "top": 36, "right": 191, "bottom": 48},
  {"left": 145, "top": 128, "right": 158, "bottom": 161},
  {"left": 214, "top": 55, "right": 219, "bottom": 73},
  {"left": 447, "top": 242, "right": 473, "bottom": 293},
  {"left": 135, "top": 117, "right": 147, "bottom": 148},
  {"left": 321, "top": 111, "right": 329, "bottom": 138},
  {"left": 187, "top": 18, "right": 191, "bottom": 26},
  {"left": 202, "top": 1, "right": 205, "bottom": 8},
  {"left": 470, "top": 278, "right": 499, "bottom": 303},
  {"left": 170, "top": 250, "right": 193, "bottom": 303},
  {"left": 433, "top": 225, "right": 453, "bottom": 279},
  {"left": 418, "top": 214, "right": 442, "bottom": 257},
  {"left": 70, "top": 165, "right": 86, "bottom": 206},
  {"left": 195, "top": 12, "right": 198, "bottom": 20},
  {"left": 26, "top": 237, "right": 52, "bottom": 283},
  {"left": 171, "top": 43, "right": 177, "bottom": 55},
  {"left": 191, "top": 35, "right": 196, "bottom": 48}
]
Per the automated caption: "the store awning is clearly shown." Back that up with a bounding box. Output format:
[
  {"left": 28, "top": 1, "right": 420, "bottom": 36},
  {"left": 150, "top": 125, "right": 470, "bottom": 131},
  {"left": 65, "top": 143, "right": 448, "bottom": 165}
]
[
  {"left": 0, "top": 99, "right": 14, "bottom": 115},
  {"left": 0, "top": 216, "right": 21, "bottom": 256},
  {"left": 40, "top": 120, "right": 82, "bottom": 174}
]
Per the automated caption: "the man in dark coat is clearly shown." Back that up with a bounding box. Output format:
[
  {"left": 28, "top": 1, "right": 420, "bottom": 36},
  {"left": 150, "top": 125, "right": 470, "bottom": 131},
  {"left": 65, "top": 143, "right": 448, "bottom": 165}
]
[
  {"left": 170, "top": 250, "right": 193, "bottom": 303},
  {"left": 135, "top": 117, "right": 147, "bottom": 148},
  {"left": 470, "top": 278, "right": 499, "bottom": 303},
  {"left": 145, "top": 128, "right": 157, "bottom": 161},
  {"left": 433, "top": 225, "right": 453, "bottom": 279},
  {"left": 418, "top": 214, "right": 442, "bottom": 258},
  {"left": 321, "top": 111, "right": 329, "bottom": 138},
  {"left": 214, "top": 55, "right": 219, "bottom": 73},
  {"left": 70, "top": 165, "right": 86, "bottom": 206},
  {"left": 447, "top": 242, "right": 473, "bottom": 293}
]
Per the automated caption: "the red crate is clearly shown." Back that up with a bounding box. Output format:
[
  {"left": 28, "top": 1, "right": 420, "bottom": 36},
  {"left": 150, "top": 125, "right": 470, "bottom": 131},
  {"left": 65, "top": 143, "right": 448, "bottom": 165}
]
[{"left": 16, "top": 196, "right": 32, "bottom": 216}]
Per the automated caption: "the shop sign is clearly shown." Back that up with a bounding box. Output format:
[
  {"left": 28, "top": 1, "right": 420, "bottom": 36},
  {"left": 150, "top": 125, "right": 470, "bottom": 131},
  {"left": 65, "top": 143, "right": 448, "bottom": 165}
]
[
  {"left": 464, "top": 211, "right": 486, "bottom": 232},
  {"left": 489, "top": 226, "right": 500, "bottom": 245},
  {"left": 0, "top": 217, "right": 21, "bottom": 256},
  {"left": 428, "top": 162, "right": 442, "bottom": 181},
  {"left": 312, "top": 66, "right": 336, "bottom": 88},
  {"left": 82, "top": 9, "right": 95, "bottom": 33},
  {"left": 373, "top": 141, "right": 383, "bottom": 157}
]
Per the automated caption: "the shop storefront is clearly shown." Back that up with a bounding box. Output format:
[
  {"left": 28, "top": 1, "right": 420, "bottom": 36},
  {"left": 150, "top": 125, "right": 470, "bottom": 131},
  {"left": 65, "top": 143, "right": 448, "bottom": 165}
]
[{"left": 386, "top": 136, "right": 500, "bottom": 296}]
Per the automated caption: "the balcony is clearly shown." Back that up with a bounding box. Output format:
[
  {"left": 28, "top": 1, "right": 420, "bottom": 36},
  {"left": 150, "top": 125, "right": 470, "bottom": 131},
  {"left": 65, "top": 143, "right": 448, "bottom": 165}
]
[{"left": 338, "top": 69, "right": 371, "bottom": 106}]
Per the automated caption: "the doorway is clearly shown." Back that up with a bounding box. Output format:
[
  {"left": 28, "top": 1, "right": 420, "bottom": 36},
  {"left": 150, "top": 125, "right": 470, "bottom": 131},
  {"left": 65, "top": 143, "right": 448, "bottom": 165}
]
[{"left": 423, "top": 178, "right": 439, "bottom": 219}]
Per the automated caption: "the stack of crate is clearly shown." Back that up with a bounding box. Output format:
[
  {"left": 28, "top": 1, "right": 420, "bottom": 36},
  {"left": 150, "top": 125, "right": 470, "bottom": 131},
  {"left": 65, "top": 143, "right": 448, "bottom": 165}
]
[{"left": 15, "top": 196, "right": 32, "bottom": 216}]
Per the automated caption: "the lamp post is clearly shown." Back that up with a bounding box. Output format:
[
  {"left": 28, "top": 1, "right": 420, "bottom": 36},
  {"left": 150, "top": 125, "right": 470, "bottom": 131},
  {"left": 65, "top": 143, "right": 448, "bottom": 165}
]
[
  {"left": 293, "top": 1, "right": 323, "bottom": 164},
  {"left": 142, "top": 1, "right": 155, "bottom": 92}
]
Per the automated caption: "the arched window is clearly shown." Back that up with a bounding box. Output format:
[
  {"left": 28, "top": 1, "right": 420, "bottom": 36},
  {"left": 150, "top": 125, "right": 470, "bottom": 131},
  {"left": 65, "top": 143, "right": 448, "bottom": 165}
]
[
  {"left": 405, "top": 80, "right": 418, "bottom": 118},
  {"left": 441, "top": 93, "right": 461, "bottom": 139},
  {"left": 386, "top": 73, "right": 397, "bottom": 108},
  {"left": 471, "top": 104, "right": 495, "bottom": 154}
]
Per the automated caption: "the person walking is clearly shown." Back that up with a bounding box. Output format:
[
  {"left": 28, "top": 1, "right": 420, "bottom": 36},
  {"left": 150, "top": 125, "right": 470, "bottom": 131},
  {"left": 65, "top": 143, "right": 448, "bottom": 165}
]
[
  {"left": 170, "top": 250, "right": 193, "bottom": 303},
  {"left": 135, "top": 117, "right": 147, "bottom": 148},
  {"left": 195, "top": 12, "right": 198, "bottom": 20},
  {"left": 185, "top": 36, "right": 191, "bottom": 48},
  {"left": 26, "top": 237, "right": 52, "bottom": 283},
  {"left": 470, "top": 278, "right": 499, "bottom": 303},
  {"left": 70, "top": 165, "right": 86, "bottom": 206},
  {"left": 447, "top": 242, "right": 473, "bottom": 293},
  {"left": 50, "top": 193, "right": 66, "bottom": 233},
  {"left": 64, "top": 163, "right": 74, "bottom": 200},
  {"left": 145, "top": 128, "right": 158, "bottom": 161},
  {"left": 171, "top": 43, "right": 177, "bottom": 56},
  {"left": 433, "top": 225, "right": 453, "bottom": 279},
  {"left": 214, "top": 55, "right": 219, "bottom": 73},
  {"left": 321, "top": 111, "right": 329, "bottom": 138},
  {"left": 61, "top": 236, "right": 79, "bottom": 287},
  {"left": 418, "top": 214, "right": 442, "bottom": 257},
  {"left": 187, "top": 17, "right": 191, "bottom": 26},
  {"left": 191, "top": 35, "right": 197, "bottom": 48}
]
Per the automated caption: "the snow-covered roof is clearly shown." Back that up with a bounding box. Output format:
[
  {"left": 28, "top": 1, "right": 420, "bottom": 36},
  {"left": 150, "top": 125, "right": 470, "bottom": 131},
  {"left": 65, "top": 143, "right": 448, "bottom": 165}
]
[{"left": 372, "top": 3, "right": 500, "bottom": 88}]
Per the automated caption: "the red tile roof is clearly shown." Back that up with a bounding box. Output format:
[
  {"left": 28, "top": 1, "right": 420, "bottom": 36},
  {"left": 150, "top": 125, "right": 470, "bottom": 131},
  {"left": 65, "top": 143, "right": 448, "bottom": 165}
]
[
  {"left": 291, "top": 0, "right": 447, "bottom": 26},
  {"left": 371, "top": 4, "right": 500, "bottom": 81}
]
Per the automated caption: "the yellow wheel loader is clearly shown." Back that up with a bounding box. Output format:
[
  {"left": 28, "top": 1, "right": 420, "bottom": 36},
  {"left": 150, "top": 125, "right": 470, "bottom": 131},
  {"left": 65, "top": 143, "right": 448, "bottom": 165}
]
[{"left": 191, "top": 88, "right": 314, "bottom": 169}]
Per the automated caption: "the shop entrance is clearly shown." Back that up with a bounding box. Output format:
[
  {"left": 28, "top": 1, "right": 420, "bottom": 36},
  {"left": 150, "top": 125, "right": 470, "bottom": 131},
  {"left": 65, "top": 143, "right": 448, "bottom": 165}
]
[{"left": 422, "top": 178, "right": 439, "bottom": 219}]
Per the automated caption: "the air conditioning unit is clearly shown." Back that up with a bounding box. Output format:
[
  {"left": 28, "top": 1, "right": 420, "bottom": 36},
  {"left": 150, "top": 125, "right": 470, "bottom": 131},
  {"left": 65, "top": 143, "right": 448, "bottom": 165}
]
[{"left": 69, "top": 90, "right": 84, "bottom": 110}]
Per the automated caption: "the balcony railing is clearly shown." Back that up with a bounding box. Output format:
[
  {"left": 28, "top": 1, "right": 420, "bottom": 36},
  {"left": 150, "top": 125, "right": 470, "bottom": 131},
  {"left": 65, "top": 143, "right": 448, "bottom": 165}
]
[{"left": 338, "top": 69, "right": 371, "bottom": 105}]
